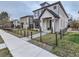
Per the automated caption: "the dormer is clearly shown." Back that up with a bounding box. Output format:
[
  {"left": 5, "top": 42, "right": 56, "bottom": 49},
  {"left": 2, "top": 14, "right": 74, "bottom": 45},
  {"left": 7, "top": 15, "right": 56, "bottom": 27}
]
[{"left": 40, "top": 2, "right": 50, "bottom": 7}]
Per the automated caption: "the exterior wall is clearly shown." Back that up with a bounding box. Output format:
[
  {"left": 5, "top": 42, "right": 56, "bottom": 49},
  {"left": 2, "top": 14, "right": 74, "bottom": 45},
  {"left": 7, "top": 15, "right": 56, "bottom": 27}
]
[
  {"left": 40, "top": 10, "right": 55, "bottom": 32},
  {"left": 33, "top": 4, "right": 60, "bottom": 32},
  {"left": 29, "top": 17, "right": 33, "bottom": 24},
  {"left": 20, "top": 16, "right": 33, "bottom": 29},
  {"left": 47, "top": 4, "right": 59, "bottom": 15},
  {"left": 20, "top": 17, "right": 29, "bottom": 29},
  {"left": 33, "top": 9, "right": 44, "bottom": 19},
  {"left": 58, "top": 5, "right": 68, "bottom": 30},
  {"left": 54, "top": 19, "right": 59, "bottom": 32},
  {"left": 13, "top": 20, "right": 20, "bottom": 28},
  {"left": 33, "top": 4, "right": 59, "bottom": 19}
]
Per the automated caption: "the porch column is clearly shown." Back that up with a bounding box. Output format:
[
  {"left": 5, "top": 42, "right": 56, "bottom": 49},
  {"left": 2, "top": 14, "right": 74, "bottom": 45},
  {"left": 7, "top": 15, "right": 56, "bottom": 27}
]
[
  {"left": 51, "top": 19, "right": 55, "bottom": 33},
  {"left": 40, "top": 19, "right": 43, "bottom": 31}
]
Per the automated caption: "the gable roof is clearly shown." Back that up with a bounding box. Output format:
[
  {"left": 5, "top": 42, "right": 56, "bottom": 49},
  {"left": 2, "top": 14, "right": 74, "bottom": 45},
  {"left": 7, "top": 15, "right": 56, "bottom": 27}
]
[
  {"left": 39, "top": 8, "right": 60, "bottom": 19},
  {"left": 20, "top": 15, "right": 33, "bottom": 19},
  {"left": 40, "top": 2, "right": 50, "bottom": 6},
  {"left": 33, "top": 1, "right": 68, "bottom": 18}
]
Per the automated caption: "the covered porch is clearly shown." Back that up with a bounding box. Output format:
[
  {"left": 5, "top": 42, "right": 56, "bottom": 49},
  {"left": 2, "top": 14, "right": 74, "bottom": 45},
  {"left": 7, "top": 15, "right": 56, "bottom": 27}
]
[
  {"left": 39, "top": 8, "right": 60, "bottom": 33},
  {"left": 40, "top": 17, "right": 59, "bottom": 33}
]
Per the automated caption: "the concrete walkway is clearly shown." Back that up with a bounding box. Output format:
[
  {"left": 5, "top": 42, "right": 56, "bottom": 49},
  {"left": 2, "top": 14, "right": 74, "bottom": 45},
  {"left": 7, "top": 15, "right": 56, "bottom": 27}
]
[
  {"left": 0, "top": 43, "right": 6, "bottom": 49},
  {"left": 0, "top": 30, "right": 57, "bottom": 57}
]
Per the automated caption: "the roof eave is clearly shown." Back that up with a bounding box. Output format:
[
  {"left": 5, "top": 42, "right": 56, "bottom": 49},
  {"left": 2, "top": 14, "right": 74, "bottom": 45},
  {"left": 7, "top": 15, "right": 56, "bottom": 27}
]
[
  {"left": 33, "top": 1, "right": 60, "bottom": 12},
  {"left": 33, "top": 1, "right": 68, "bottom": 18}
]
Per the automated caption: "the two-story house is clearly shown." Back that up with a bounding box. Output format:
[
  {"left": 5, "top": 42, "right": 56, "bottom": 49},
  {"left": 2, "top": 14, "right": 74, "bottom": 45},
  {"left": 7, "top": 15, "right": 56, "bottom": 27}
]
[
  {"left": 33, "top": 1, "right": 68, "bottom": 33},
  {"left": 20, "top": 15, "right": 33, "bottom": 29},
  {"left": 12, "top": 19, "right": 20, "bottom": 28}
]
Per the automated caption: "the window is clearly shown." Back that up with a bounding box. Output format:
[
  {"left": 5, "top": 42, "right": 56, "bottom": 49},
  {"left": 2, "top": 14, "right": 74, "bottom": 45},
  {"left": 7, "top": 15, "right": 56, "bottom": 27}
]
[
  {"left": 34, "top": 12, "right": 36, "bottom": 17},
  {"left": 34, "top": 11, "right": 39, "bottom": 17},
  {"left": 35, "top": 22, "right": 40, "bottom": 28},
  {"left": 53, "top": 6, "right": 56, "bottom": 9}
]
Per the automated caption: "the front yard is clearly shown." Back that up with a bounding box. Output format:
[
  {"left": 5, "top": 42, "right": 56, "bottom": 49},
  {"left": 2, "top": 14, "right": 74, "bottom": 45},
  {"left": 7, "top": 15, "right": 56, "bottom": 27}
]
[
  {"left": 31, "top": 33, "right": 60, "bottom": 46},
  {"left": 0, "top": 36, "right": 12, "bottom": 57},
  {"left": 0, "top": 48, "right": 12, "bottom": 57},
  {"left": 5, "top": 29, "right": 39, "bottom": 38},
  {"left": 29, "top": 32, "right": 79, "bottom": 57},
  {"left": 0, "top": 36, "right": 4, "bottom": 43}
]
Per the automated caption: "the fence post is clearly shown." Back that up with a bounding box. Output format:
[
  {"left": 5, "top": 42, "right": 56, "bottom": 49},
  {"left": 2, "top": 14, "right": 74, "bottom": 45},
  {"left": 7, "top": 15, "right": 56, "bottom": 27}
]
[
  {"left": 18, "top": 29, "right": 20, "bottom": 35},
  {"left": 55, "top": 32, "right": 58, "bottom": 46},
  {"left": 27, "top": 30, "right": 29, "bottom": 37},
  {"left": 20, "top": 29, "right": 21, "bottom": 35},
  {"left": 24, "top": 30, "right": 26, "bottom": 37},
  {"left": 60, "top": 30, "right": 62, "bottom": 39},
  {"left": 40, "top": 26, "right": 42, "bottom": 42},
  {"left": 21, "top": 29, "right": 22, "bottom": 35},
  {"left": 31, "top": 31, "right": 32, "bottom": 39}
]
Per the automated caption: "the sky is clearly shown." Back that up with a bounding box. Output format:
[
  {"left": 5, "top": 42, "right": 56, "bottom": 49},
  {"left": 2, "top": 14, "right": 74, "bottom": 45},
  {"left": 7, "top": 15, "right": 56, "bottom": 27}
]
[{"left": 0, "top": 1, "right": 79, "bottom": 20}]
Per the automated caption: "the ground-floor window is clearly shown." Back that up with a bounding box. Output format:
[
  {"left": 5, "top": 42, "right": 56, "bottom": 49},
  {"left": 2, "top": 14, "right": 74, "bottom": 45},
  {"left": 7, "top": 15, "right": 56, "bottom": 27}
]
[{"left": 35, "top": 22, "right": 40, "bottom": 28}]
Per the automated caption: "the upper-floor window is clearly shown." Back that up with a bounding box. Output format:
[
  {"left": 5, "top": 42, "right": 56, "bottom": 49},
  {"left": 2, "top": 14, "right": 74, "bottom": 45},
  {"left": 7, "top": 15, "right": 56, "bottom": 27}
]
[
  {"left": 53, "top": 6, "right": 57, "bottom": 9},
  {"left": 34, "top": 11, "right": 39, "bottom": 17}
]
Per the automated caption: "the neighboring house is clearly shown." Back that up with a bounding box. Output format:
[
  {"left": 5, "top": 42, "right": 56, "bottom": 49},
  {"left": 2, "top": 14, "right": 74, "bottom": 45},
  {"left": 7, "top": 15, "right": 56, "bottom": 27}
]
[
  {"left": 2, "top": 22, "right": 12, "bottom": 29},
  {"left": 20, "top": 15, "right": 33, "bottom": 29},
  {"left": 33, "top": 1, "right": 68, "bottom": 33},
  {"left": 12, "top": 20, "right": 20, "bottom": 28}
]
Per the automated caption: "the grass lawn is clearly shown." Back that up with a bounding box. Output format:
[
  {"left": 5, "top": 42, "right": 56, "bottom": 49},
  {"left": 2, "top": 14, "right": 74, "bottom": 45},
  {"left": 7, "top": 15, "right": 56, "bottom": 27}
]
[
  {"left": 0, "top": 36, "right": 12, "bottom": 57},
  {"left": 5, "top": 29, "right": 39, "bottom": 38},
  {"left": 0, "top": 36, "right": 4, "bottom": 43},
  {"left": 29, "top": 32, "right": 79, "bottom": 57},
  {"left": 0, "top": 48, "right": 12, "bottom": 57},
  {"left": 32, "top": 33, "right": 60, "bottom": 46},
  {"left": 5, "top": 29, "right": 23, "bottom": 38}
]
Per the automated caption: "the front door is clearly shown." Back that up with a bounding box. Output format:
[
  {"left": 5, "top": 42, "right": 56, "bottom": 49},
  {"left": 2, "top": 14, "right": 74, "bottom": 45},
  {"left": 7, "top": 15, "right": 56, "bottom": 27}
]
[
  {"left": 43, "top": 17, "right": 52, "bottom": 31},
  {"left": 46, "top": 19, "right": 52, "bottom": 30}
]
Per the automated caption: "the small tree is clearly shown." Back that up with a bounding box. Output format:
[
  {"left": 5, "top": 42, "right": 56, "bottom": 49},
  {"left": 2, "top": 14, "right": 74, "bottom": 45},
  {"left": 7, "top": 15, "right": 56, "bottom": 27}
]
[{"left": 70, "top": 21, "right": 79, "bottom": 30}]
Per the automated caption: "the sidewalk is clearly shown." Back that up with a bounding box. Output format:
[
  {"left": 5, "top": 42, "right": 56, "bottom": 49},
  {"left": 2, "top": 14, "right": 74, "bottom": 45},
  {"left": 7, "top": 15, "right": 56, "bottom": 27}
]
[{"left": 0, "top": 30, "right": 57, "bottom": 57}]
